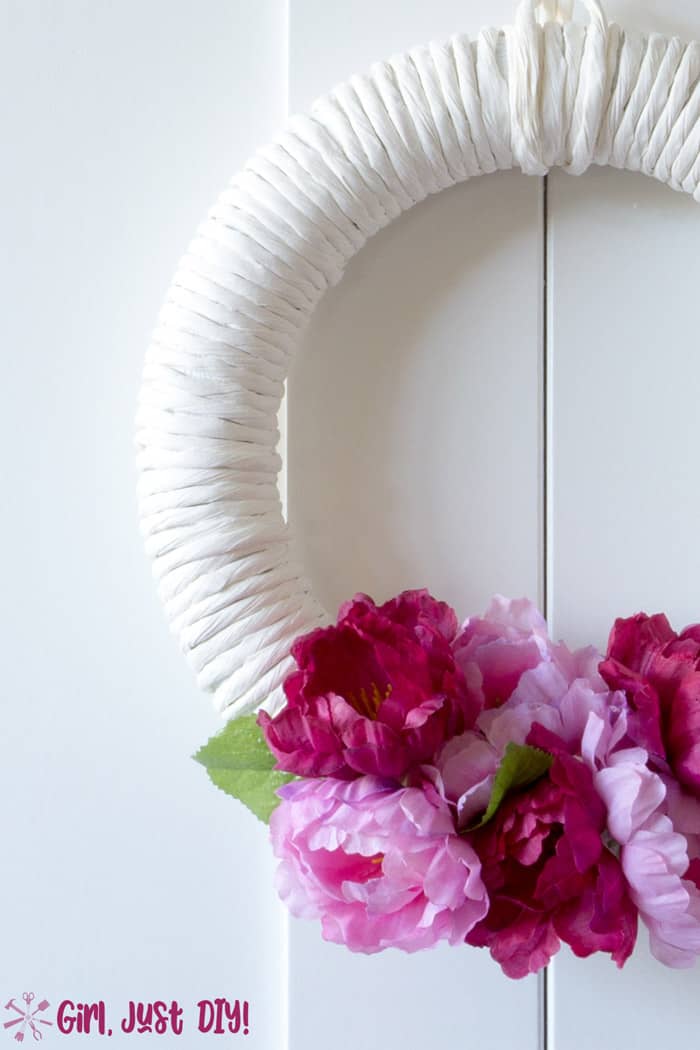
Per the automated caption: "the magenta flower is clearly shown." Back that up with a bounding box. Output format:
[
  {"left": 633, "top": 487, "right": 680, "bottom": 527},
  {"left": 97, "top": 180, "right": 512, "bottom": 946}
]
[
  {"left": 521, "top": 688, "right": 700, "bottom": 969},
  {"left": 270, "top": 776, "right": 488, "bottom": 953},
  {"left": 429, "top": 604, "right": 641, "bottom": 976},
  {"left": 600, "top": 613, "right": 700, "bottom": 796},
  {"left": 258, "top": 591, "right": 478, "bottom": 780},
  {"left": 465, "top": 752, "right": 638, "bottom": 978},
  {"left": 433, "top": 683, "right": 639, "bottom": 976}
]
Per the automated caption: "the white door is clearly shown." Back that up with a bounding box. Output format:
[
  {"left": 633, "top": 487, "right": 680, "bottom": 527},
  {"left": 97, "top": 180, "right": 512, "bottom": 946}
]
[{"left": 3, "top": 4, "right": 699, "bottom": 1050}]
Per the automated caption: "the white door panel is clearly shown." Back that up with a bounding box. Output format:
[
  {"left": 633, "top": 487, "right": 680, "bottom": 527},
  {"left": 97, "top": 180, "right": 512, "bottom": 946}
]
[
  {"left": 285, "top": 2, "right": 700, "bottom": 1048},
  {"left": 287, "top": 2, "right": 545, "bottom": 1048},
  {"left": 286, "top": 174, "right": 544, "bottom": 1050},
  {"left": 548, "top": 165, "right": 700, "bottom": 1050},
  {"left": 287, "top": 172, "right": 545, "bottom": 619}
]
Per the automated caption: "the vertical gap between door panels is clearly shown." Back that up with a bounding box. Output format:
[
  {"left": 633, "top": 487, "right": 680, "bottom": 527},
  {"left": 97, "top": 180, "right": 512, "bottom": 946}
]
[
  {"left": 281, "top": 912, "right": 291, "bottom": 1050},
  {"left": 541, "top": 173, "right": 553, "bottom": 625},
  {"left": 539, "top": 173, "right": 554, "bottom": 1050},
  {"left": 282, "top": 7, "right": 292, "bottom": 1050}
]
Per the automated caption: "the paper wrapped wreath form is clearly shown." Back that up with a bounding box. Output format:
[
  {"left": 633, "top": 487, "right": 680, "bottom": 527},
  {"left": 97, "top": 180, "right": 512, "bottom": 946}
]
[{"left": 136, "top": 0, "right": 700, "bottom": 978}]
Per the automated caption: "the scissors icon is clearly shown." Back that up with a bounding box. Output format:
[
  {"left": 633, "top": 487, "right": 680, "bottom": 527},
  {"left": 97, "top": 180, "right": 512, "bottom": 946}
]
[{"left": 21, "top": 994, "right": 44, "bottom": 1041}]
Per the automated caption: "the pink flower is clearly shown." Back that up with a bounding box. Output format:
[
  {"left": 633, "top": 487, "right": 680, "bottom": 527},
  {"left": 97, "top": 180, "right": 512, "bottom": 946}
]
[
  {"left": 465, "top": 753, "right": 637, "bottom": 978},
  {"left": 437, "top": 733, "right": 500, "bottom": 829},
  {"left": 593, "top": 747, "right": 700, "bottom": 968},
  {"left": 526, "top": 689, "right": 700, "bottom": 970},
  {"left": 258, "top": 591, "right": 477, "bottom": 780},
  {"left": 430, "top": 604, "right": 642, "bottom": 976},
  {"left": 270, "top": 776, "right": 488, "bottom": 953},
  {"left": 454, "top": 596, "right": 601, "bottom": 713},
  {"left": 622, "top": 815, "right": 700, "bottom": 967},
  {"left": 439, "top": 619, "right": 700, "bottom": 973},
  {"left": 600, "top": 613, "right": 700, "bottom": 796},
  {"left": 434, "top": 596, "right": 619, "bottom": 829}
]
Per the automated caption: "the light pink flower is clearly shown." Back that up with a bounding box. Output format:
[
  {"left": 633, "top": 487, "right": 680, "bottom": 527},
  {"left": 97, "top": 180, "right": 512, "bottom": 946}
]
[
  {"left": 538, "top": 700, "right": 700, "bottom": 969},
  {"left": 517, "top": 689, "right": 700, "bottom": 968},
  {"left": 454, "top": 596, "right": 601, "bottom": 714},
  {"left": 270, "top": 776, "right": 488, "bottom": 954},
  {"left": 595, "top": 754, "right": 700, "bottom": 968},
  {"left": 435, "top": 596, "right": 621, "bottom": 828}
]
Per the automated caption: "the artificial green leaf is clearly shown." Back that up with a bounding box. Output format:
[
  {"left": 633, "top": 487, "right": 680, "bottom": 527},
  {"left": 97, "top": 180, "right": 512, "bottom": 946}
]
[
  {"left": 470, "top": 742, "right": 553, "bottom": 830},
  {"left": 201, "top": 765, "right": 296, "bottom": 824},
  {"left": 194, "top": 714, "right": 277, "bottom": 772},
  {"left": 194, "top": 714, "right": 295, "bottom": 823}
]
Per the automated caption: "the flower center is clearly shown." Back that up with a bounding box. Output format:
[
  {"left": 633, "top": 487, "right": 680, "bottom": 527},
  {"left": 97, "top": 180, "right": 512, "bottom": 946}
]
[
  {"left": 314, "top": 849, "right": 384, "bottom": 884},
  {"left": 346, "top": 682, "right": 392, "bottom": 719}
]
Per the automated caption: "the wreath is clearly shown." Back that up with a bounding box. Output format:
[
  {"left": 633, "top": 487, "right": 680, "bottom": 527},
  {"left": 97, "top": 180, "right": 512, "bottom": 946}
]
[{"left": 136, "top": 0, "right": 700, "bottom": 978}]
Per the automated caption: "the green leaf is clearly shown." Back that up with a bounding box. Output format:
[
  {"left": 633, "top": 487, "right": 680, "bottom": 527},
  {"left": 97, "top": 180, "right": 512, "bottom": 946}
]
[
  {"left": 470, "top": 742, "right": 553, "bottom": 830},
  {"left": 194, "top": 714, "right": 295, "bottom": 824},
  {"left": 194, "top": 714, "right": 276, "bottom": 772},
  {"left": 201, "top": 766, "right": 296, "bottom": 824}
]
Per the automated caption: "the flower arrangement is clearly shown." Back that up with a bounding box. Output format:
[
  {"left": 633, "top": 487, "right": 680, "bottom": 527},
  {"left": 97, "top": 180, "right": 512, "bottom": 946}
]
[{"left": 195, "top": 591, "right": 700, "bottom": 979}]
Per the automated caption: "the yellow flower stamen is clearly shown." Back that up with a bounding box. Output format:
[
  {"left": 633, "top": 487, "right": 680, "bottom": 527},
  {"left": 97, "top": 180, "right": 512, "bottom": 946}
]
[{"left": 346, "top": 682, "right": 393, "bottom": 720}]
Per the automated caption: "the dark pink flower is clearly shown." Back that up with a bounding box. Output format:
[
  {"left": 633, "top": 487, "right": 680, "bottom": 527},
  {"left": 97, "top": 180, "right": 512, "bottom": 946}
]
[
  {"left": 600, "top": 613, "right": 700, "bottom": 796},
  {"left": 465, "top": 753, "right": 638, "bottom": 978},
  {"left": 258, "top": 591, "right": 478, "bottom": 780}
]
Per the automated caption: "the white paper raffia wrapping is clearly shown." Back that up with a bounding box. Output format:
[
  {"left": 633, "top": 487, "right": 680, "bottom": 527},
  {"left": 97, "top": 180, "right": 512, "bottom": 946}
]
[{"left": 135, "top": 0, "right": 700, "bottom": 720}]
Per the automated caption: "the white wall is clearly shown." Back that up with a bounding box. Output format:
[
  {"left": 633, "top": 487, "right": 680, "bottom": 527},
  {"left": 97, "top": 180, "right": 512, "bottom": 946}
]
[{"left": 0, "top": 3, "right": 287, "bottom": 1047}]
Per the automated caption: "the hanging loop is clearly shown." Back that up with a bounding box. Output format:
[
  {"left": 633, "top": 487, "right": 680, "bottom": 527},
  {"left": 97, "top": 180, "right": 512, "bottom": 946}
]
[
  {"left": 516, "top": 0, "right": 607, "bottom": 29},
  {"left": 510, "top": 0, "right": 610, "bottom": 174}
]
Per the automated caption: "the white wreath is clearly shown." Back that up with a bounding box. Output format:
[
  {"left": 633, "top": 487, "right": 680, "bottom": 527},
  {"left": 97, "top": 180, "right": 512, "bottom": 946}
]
[{"left": 136, "top": 0, "right": 700, "bottom": 721}]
